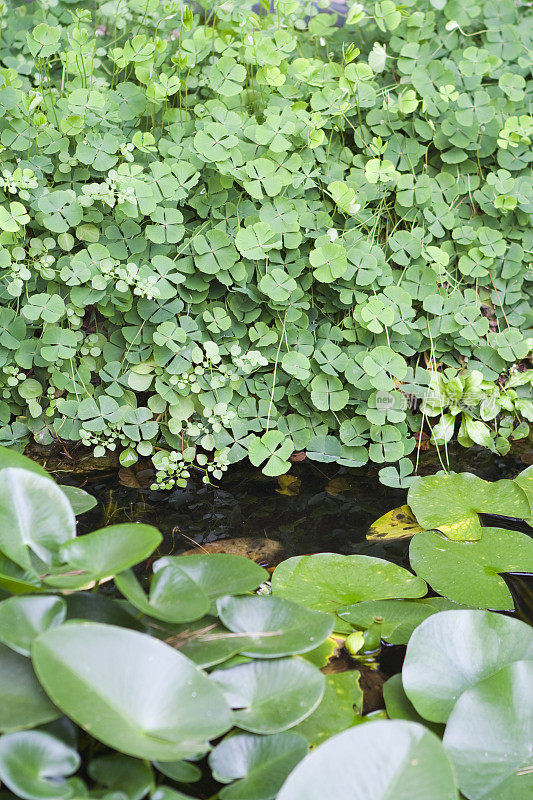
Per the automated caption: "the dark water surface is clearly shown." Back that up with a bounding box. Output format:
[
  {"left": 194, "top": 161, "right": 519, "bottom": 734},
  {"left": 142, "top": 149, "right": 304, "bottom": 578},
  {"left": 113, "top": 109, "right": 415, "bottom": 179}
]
[{"left": 60, "top": 442, "right": 532, "bottom": 568}]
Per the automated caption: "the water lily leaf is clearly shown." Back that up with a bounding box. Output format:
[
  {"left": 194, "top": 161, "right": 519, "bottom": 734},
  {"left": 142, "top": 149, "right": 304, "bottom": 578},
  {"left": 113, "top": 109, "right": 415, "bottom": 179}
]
[
  {"left": 403, "top": 610, "right": 533, "bottom": 723},
  {"left": 114, "top": 565, "right": 210, "bottom": 623},
  {"left": 209, "top": 732, "right": 308, "bottom": 800},
  {"left": 44, "top": 524, "right": 162, "bottom": 589},
  {"left": 291, "top": 672, "right": 363, "bottom": 746},
  {"left": 65, "top": 591, "right": 145, "bottom": 630},
  {"left": 444, "top": 660, "right": 533, "bottom": 800},
  {"left": 0, "top": 446, "right": 49, "bottom": 477},
  {"left": 272, "top": 554, "right": 427, "bottom": 632},
  {"left": 170, "top": 617, "right": 251, "bottom": 668},
  {"left": 0, "top": 595, "right": 65, "bottom": 656},
  {"left": 0, "top": 554, "right": 43, "bottom": 596},
  {"left": 277, "top": 720, "right": 458, "bottom": 800},
  {"left": 514, "top": 465, "right": 533, "bottom": 519},
  {"left": 409, "top": 527, "right": 533, "bottom": 609},
  {"left": 58, "top": 485, "right": 97, "bottom": 515},
  {"left": 88, "top": 754, "right": 154, "bottom": 800},
  {"left": 0, "top": 643, "right": 60, "bottom": 732},
  {"left": 383, "top": 674, "right": 444, "bottom": 737},
  {"left": 216, "top": 595, "right": 334, "bottom": 658},
  {"left": 152, "top": 789, "right": 197, "bottom": 800},
  {"left": 32, "top": 622, "right": 232, "bottom": 760},
  {"left": 408, "top": 473, "right": 531, "bottom": 541},
  {"left": 211, "top": 658, "right": 325, "bottom": 734},
  {"left": 0, "top": 468, "right": 76, "bottom": 573},
  {"left": 153, "top": 554, "right": 268, "bottom": 600},
  {"left": 0, "top": 448, "right": 94, "bottom": 516},
  {"left": 338, "top": 597, "right": 468, "bottom": 645},
  {"left": 153, "top": 759, "right": 201, "bottom": 784},
  {"left": 367, "top": 505, "right": 424, "bottom": 542},
  {"left": 0, "top": 731, "right": 79, "bottom": 800}
]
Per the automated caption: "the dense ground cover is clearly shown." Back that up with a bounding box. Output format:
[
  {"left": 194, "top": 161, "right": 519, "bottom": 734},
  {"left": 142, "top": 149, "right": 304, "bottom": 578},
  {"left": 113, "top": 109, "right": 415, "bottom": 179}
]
[{"left": 0, "top": 0, "right": 531, "bottom": 487}]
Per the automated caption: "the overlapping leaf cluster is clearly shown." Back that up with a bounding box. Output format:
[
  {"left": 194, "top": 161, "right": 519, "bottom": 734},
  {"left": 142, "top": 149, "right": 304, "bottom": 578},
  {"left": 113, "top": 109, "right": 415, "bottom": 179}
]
[{"left": 0, "top": 0, "right": 531, "bottom": 484}]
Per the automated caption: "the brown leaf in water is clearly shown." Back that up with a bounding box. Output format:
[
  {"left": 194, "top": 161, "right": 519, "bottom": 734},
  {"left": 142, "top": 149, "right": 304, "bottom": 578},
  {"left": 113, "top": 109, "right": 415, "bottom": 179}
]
[
  {"left": 414, "top": 430, "right": 431, "bottom": 450},
  {"left": 290, "top": 451, "right": 306, "bottom": 462},
  {"left": 325, "top": 476, "right": 351, "bottom": 495}
]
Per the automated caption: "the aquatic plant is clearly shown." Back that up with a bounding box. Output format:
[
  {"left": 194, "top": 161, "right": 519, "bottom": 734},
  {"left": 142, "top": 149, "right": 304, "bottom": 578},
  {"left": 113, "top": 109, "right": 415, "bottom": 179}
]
[
  {"left": 0, "top": 447, "right": 531, "bottom": 798},
  {"left": 0, "top": 0, "right": 531, "bottom": 487}
]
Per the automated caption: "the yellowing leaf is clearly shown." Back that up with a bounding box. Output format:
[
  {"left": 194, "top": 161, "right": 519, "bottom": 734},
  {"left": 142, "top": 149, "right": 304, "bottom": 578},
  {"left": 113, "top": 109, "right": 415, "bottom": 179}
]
[
  {"left": 367, "top": 505, "right": 424, "bottom": 542},
  {"left": 276, "top": 475, "right": 301, "bottom": 496}
]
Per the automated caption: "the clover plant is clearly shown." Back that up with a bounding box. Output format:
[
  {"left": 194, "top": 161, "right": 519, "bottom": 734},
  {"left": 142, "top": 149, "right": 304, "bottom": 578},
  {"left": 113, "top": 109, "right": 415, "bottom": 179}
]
[{"left": 0, "top": 0, "right": 530, "bottom": 485}]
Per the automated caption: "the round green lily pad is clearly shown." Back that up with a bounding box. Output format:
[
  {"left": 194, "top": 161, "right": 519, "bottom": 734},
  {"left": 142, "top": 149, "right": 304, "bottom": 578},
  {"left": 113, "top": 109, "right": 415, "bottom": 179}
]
[{"left": 409, "top": 527, "right": 533, "bottom": 609}]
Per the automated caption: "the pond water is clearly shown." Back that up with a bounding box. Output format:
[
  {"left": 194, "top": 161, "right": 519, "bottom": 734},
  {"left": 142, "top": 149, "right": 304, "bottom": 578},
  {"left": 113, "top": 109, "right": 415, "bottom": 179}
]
[{"left": 62, "top": 442, "right": 532, "bottom": 570}]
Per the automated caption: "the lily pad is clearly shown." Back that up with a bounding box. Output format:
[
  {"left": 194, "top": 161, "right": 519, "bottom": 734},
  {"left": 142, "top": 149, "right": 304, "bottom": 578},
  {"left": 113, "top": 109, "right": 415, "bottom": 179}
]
[
  {"left": 383, "top": 674, "right": 444, "bottom": 737},
  {"left": 0, "top": 596, "right": 66, "bottom": 656},
  {"left": 277, "top": 720, "right": 458, "bottom": 800},
  {"left": 169, "top": 617, "right": 251, "bottom": 668},
  {"left": 408, "top": 473, "right": 531, "bottom": 541},
  {"left": 88, "top": 754, "right": 154, "bottom": 800},
  {"left": 114, "top": 564, "right": 210, "bottom": 623},
  {"left": 216, "top": 595, "right": 334, "bottom": 658},
  {"left": 153, "top": 760, "right": 202, "bottom": 784},
  {"left": 0, "top": 446, "right": 49, "bottom": 477},
  {"left": 209, "top": 732, "right": 308, "bottom": 800},
  {"left": 402, "top": 610, "right": 533, "bottom": 723},
  {"left": 291, "top": 672, "right": 363, "bottom": 746},
  {"left": 0, "top": 643, "right": 59, "bottom": 732},
  {"left": 409, "top": 527, "right": 533, "bottom": 609},
  {"left": 272, "top": 554, "right": 426, "bottom": 632},
  {"left": 154, "top": 554, "right": 268, "bottom": 599},
  {"left": 32, "top": 622, "right": 232, "bottom": 760},
  {"left": 45, "top": 524, "right": 162, "bottom": 590},
  {"left": 0, "top": 468, "right": 76, "bottom": 572},
  {"left": 58, "top": 485, "right": 97, "bottom": 516},
  {"left": 0, "top": 447, "right": 95, "bottom": 515},
  {"left": 443, "top": 660, "right": 533, "bottom": 800},
  {"left": 0, "top": 731, "right": 80, "bottom": 800},
  {"left": 366, "top": 505, "right": 424, "bottom": 542},
  {"left": 211, "top": 658, "right": 325, "bottom": 734},
  {"left": 338, "top": 597, "right": 468, "bottom": 645},
  {"left": 514, "top": 465, "right": 533, "bottom": 520}
]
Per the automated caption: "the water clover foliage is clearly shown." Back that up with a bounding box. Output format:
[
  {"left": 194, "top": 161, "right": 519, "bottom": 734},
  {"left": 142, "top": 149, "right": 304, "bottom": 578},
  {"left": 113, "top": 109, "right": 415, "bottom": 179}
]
[{"left": 0, "top": 0, "right": 532, "bottom": 486}]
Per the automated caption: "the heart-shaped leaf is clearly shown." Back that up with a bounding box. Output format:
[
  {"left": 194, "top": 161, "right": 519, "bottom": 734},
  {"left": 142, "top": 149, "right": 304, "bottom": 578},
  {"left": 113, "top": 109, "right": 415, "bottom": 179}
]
[
  {"left": 409, "top": 527, "right": 533, "bottom": 609},
  {"left": 209, "top": 732, "right": 308, "bottom": 800},
  {"left": 154, "top": 554, "right": 268, "bottom": 600},
  {"left": 211, "top": 658, "right": 325, "bottom": 734},
  {"left": 216, "top": 595, "right": 334, "bottom": 658},
  {"left": 408, "top": 473, "right": 530, "bottom": 541},
  {"left": 291, "top": 672, "right": 363, "bottom": 746},
  {"left": 45, "top": 524, "right": 162, "bottom": 589},
  {"left": 114, "top": 564, "right": 210, "bottom": 623},
  {"left": 443, "top": 660, "right": 533, "bottom": 800},
  {"left": 0, "top": 643, "right": 59, "bottom": 732},
  {"left": 0, "top": 731, "right": 79, "bottom": 800},
  {"left": 402, "top": 610, "right": 533, "bottom": 723},
  {"left": 272, "top": 554, "right": 426, "bottom": 632},
  {"left": 32, "top": 622, "right": 232, "bottom": 759},
  {"left": 0, "top": 595, "right": 66, "bottom": 656},
  {"left": 0, "top": 468, "right": 76, "bottom": 573},
  {"left": 88, "top": 754, "right": 154, "bottom": 800},
  {"left": 338, "top": 597, "right": 468, "bottom": 645},
  {"left": 277, "top": 720, "right": 458, "bottom": 800}
]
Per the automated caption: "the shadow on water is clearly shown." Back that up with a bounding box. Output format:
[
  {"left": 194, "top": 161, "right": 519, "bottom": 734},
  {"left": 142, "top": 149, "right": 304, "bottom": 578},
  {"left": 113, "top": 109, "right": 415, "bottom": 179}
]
[{"left": 47, "top": 441, "right": 533, "bottom": 569}]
